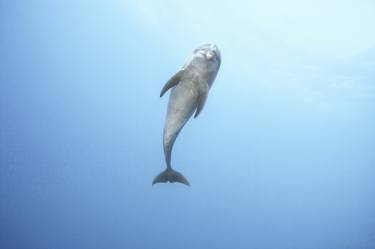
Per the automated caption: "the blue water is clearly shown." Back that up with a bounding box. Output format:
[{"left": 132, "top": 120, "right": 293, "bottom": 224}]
[{"left": 1, "top": 1, "right": 375, "bottom": 249}]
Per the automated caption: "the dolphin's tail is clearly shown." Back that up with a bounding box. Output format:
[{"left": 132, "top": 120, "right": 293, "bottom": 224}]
[{"left": 152, "top": 168, "right": 190, "bottom": 186}]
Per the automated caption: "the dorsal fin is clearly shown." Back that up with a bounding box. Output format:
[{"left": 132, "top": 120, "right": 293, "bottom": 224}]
[
  {"left": 194, "top": 83, "right": 209, "bottom": 118},
  {"left": 160, "top": 70, "right": 184, "bottom": 97}
]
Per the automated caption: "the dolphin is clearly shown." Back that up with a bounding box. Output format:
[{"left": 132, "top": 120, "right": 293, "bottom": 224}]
[{"left": 153, "top": 44, "right": 221, "bottom": 186}]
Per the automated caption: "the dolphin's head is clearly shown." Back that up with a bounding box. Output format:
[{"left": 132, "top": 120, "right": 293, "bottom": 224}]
[{"left": 193, "top": 43, "right": 221, "bottom": 68}]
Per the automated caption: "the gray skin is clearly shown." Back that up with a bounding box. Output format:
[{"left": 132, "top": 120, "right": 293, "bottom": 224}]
[{"left": 153, "top": 44, "right": 221, "bottom": 186}]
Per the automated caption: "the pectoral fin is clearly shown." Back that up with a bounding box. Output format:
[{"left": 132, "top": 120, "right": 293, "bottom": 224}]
[
  {"left": 194, "top": 83, "right": 209, "bottom": 118},
  {"left": 160, "top": 70, "right": 184, "bottom": 97}
]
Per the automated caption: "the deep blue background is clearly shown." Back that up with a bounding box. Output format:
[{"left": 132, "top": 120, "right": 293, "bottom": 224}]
[{"left": 1, "top": 1, "right": 375, "bottom": 248}]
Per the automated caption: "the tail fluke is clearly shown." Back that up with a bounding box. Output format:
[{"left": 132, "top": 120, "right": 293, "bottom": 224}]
[{"left": 152, "top": 168, "right": 190, "bottom": 186}]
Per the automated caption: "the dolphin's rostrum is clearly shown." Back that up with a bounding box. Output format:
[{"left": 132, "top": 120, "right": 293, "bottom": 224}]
[{"left": 153, "top": 44, "right": 221, "bottom": 186}]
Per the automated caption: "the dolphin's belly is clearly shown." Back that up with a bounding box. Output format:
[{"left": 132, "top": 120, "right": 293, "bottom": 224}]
[{"left": 163, "top": 80, "right": 198, "bottom": 144}]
